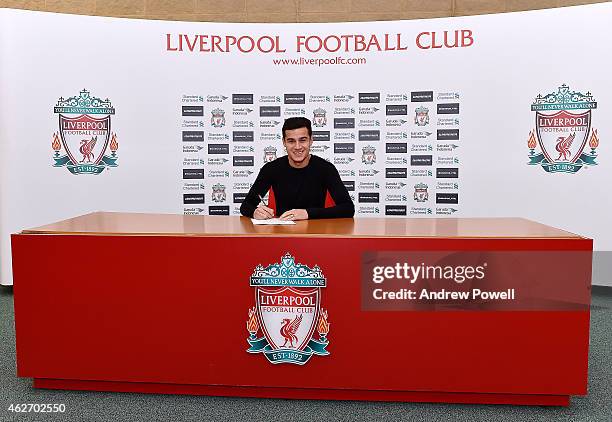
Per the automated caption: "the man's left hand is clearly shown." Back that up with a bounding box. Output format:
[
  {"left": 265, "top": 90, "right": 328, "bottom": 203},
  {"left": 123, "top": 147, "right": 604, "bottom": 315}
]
[{"left": 279, "top": 209, "right": 308, "bottom": 221}]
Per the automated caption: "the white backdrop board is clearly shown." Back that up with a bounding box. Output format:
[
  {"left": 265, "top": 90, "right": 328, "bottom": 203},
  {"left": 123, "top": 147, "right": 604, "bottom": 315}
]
[{"left": 0, "top": 4, "right": 611, "bottom": 285}]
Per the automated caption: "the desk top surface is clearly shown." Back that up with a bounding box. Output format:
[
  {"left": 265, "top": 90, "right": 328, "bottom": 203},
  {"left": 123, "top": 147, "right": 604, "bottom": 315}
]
[{"left": 20, "top": 212, "right": 584, "bottom": 239}]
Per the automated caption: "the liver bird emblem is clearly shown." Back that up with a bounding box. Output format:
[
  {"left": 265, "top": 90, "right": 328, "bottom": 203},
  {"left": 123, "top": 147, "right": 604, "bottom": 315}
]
[
  {"left": 555, "top": 132, "right": 575, "bottom": 161},
  {"left": 280, "top": 315, "right": 302, "bottom": 348},
  {"left": 79, "top": 136, "right": 97, "bottom": 163}
]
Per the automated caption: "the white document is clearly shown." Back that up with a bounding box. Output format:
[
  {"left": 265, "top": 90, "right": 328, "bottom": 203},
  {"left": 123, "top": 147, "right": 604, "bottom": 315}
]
[{"left": 251, "top": 218, "right": 296, "bottom": 225}]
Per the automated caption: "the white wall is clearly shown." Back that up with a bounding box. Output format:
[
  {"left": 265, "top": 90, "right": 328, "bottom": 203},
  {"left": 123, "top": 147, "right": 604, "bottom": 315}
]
[{"left": 0, "top": 5, "right": 611, "bottom": 285}]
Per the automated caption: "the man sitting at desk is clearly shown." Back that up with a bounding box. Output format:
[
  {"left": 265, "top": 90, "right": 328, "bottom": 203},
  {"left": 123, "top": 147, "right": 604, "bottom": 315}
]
[{"left": 240, "top": 117, "right": 354, "bottom": 221}]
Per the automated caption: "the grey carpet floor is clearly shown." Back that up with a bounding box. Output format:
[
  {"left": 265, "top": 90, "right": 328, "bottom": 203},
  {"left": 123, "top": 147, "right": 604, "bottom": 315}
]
[{"left": 1, "top": 286, "right": 610, "bottom": 422}]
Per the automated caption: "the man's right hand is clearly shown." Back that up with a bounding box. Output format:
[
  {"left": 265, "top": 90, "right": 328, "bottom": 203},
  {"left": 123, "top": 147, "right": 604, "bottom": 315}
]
[{"left": 253, "top": 205, "right": 275, "bottom": 220}]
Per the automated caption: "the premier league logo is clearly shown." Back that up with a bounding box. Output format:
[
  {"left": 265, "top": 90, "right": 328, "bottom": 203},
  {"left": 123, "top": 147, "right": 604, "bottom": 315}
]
[
  {"left": 211, "top": 108, "right": 226, "bottom": 128},
  {"left": 263, "top": 146, "right": 277, "bottom": 163},
  {"left": 211, "top": 183, "right": 226, "bottom": 202},
  {"left": 414, "top": 106, "right": 429, "bottom": 127},
  {"left": 51, "top": 89, "right": 118, "bottom": 175},
  {"left": 362, "top": 145, "right": 376, "bottom": 164},
  {"left": 414, "top": 183, "right": 428, "bottom": 202},
  {"left": 528, "top": 84, "right": 599, "bottom": 173},
  {"left": 246, "top": 253, "right": 330, "bottom": 365},
  {"left": 313, "top": 108, "right": 327, "bottom": 127}
]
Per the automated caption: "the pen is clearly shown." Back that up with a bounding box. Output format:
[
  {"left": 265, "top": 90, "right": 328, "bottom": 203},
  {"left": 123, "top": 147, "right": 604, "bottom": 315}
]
[
  {"left": 257, "top": 194, "right": 275, "bottom": 219},
  {"left": 258, "top": 194, "right": 268, "bottom": 207}
]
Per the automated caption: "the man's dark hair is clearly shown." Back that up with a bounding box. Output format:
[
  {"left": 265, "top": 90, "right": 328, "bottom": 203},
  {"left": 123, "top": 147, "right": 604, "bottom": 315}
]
[{"left": 282, "top": 117, "right": 312, "bottom": 138}]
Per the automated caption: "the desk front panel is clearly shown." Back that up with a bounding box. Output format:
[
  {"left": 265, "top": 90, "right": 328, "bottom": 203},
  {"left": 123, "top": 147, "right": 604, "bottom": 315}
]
[{"left": 12, "top": 234, "right": 591, "bottom": 397}]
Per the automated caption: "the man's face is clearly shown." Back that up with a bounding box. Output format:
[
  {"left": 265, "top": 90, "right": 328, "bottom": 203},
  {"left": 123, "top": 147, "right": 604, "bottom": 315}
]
[{"left": 283, "top": 127, "right": 312, "bottom": 165}]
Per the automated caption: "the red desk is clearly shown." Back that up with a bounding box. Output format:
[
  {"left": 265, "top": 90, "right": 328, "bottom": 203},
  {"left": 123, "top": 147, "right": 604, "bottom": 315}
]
[{"left": 11, "top": 212, "right": 592, "bottom": 406}]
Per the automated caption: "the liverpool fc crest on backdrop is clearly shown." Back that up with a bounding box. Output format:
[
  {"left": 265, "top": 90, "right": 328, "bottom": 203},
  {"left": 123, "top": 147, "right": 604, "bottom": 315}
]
[
  {"left": 362, "top": 145, "right": 376, "bottom": 164},
  {"left": 263, "top": 146, "right": 277, "bottom": 163},
  {"left": 414, "top": 106, "right": 429, "bottom": 127},
  {"left": 211, "top": 183, "right": 226, "bottom": 203},
  {"left": 313, "top": 108, "right": 327, "bottom": 127},
  {"left": 528, "top": 84, "right": 599, "bottom": 173},
  {"left": 414, "top": 183, "right": 429, "bottom": 202},
  {"left": 51, "top": 89, "right": 118, "bottom": 175},
  {"left": 211, "top": 108, "right": 226, "bottom": 128},
  {"left": 246, "top": 253, "right": 330, "bottom": 365}
]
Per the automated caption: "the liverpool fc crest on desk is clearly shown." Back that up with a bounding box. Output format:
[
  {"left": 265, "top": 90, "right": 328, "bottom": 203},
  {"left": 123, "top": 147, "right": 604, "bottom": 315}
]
[{"left": 246, "top": 253, "right": 330, "bottom": 365}]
